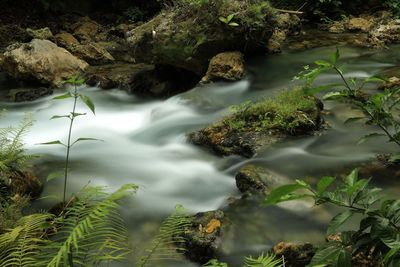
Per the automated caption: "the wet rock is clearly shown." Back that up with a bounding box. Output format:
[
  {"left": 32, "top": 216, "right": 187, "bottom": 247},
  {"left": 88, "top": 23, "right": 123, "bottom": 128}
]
[
  {"left": 0, "top": 24, "right": 31, "bottom": 52},
  {"left": 377, "top": 76, "right": 400, "bottom": 90},
  {"left": 189, "top": 89, "right": 323, "bottom": 157},
  {"left": 235, "top": 165, "right": 274, "bottom": 195},
  {"left": 26, "top": 27, "right": 54, "bottom": 41},
  {"left": 86, "top": 63, "right": 199, "bottom": 97},
  {"left": 201, "top": 52, "right": 245, "bottom": 83},
  {"left": 8, "top": 87, "right": 53, "bottom": 102},
  {"left": 328, "top": 22, "right": 346, "bottom": 33},
  {"left": 369, "top": 19, "right": 400, "bottom": 48},
  {"left": 85, "top": 63, "right": 155, "bottom": 89},
  {"left": 272, "top": 242, "right": 316, "bottom": 267},
  {"left": 71, "top": 16, "right": 101, "bottom": 42},
  {"left": 55, "top": 32, "right": 80, "bottom": 50},
  {"left": 0, "top": 39, "right": 88, "bottom": 87},
  {"left": 267, "top": 13, "right": 301, "bottom": 53},
  {"left": 71, "top": 43, "right": 115, "bottom": 65},
  {"left": 348, "top": 17, "right": 374, "bottom": 32},
  {"left": 180, "top": 210, "right": 228, "bottom": 264}
]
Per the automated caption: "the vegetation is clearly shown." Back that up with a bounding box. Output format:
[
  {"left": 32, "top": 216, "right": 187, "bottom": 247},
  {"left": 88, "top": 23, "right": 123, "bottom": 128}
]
[
  {"left": 264, "top": 169, "right": 400, "bottom": 266},
  {"left": 41, "top": 76, "right": 99, "bottom": 204},
  {"left": 227, "top": 88, "right": 320, "bottom": 134},
  {"left": 202, "top": 253, "right": 284, "bottom": 267},
  {"left": 0, "top": 184, "right": 137, "bottom": 267},
  {"left": 297, "top": 48, "right": 400, "bottom": 161}
]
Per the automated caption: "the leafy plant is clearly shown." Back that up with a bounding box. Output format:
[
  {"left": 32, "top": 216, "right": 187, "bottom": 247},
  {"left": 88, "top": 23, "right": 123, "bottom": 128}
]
[
  {"left": 0, "top": 184, "right": 137, "bottom": 267},
  {"left": 41, "top": 76, "right": 100, "bottom": 203},
  {"left": 219, "top": 13, "right": 239, "bottom": 27},
  {"left": 264, "top": 169, "right": 400, "bottom": 266},
  {"left": 202, "top": 253, "right": 285, "bottom": 267},
  {"left": 385, "top": 0, "right": 400, "bottom": 18},
  {"left": 0, "top": 114, "right": 34, "bottom": 182},
  {"left": 137, "top": 205, "right": 191, "bottom": 267},
  {"left": 296, "top": 48, "right": 400, "bottom": 155}
]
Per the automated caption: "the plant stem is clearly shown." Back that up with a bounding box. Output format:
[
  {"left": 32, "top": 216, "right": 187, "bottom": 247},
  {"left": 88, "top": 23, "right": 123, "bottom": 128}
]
[
  {"left": 63, "top": 84, "right": 78, "bottom": 204},
  {"left": 334, "top": 66, "right": 353, "bottom": 94}
]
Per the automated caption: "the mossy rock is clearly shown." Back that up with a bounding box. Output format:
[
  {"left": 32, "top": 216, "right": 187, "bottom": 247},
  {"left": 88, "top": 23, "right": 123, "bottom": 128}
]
[
  {"left": 189, "top": 88, "right": 323, "bottom": 157},
  {"left": 235, "top": 165, "right": 275, "bottom": 195},
  {"left": 127, "top": 0, "right": 276, "bottom": 75}
]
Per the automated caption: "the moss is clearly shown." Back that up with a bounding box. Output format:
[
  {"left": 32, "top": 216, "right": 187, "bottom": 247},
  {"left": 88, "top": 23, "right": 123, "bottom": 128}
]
[{"left": 226, "top": 88, "right": 320, "bottom": 135}]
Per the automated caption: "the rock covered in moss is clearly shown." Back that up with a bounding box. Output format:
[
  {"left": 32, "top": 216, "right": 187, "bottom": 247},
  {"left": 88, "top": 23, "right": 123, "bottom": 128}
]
[
  {"left": 127, "top": 0, "right": 276, "bottom": 75},
  {"left": 8, "top": 171, "right": 42, "bottom": 199},
  {"left": 70, "top": 43, "right": 115, "bottom": 65},
  {"left": 0, "top": 39, "right": 88, "bottom": 87},
  {"left": 180, "top": 210, "right": 228, "bottom": 264},
  {"left": 201, "top": 51, "right": 245, "bottom": 83},
  {"left": 272, "top": 242, "right": 316, "bottom": 267},
  {"left": 267, "top": 13, "right": 301, "bottom": 53},
  {"left": 189, "top": 89, "right": 323, "bottom": 157},
  {"left": 26, "top": 27, "right": 54, "bottom": 41},
  {"left": 235, "top": 165, "right": 275, "bottom": 194}
]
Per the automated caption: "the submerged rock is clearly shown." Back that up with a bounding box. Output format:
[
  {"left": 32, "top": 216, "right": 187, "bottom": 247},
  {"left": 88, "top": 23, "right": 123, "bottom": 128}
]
[
  {"left": 235, "top": 165, "right": 275, "bottom": 195},
  {"left": 180, "top": 210, "right": 228, "bottom": 264},
  {"left": 189, "top": 89, "right": 323, "bottom": 157},
  {"left": 201, "top": 51, "right": 245, "bottom": 83},
  {"left": 8, "top": 87, "right": 53, "bottom": 102},
  {"left": 0, "top": 39, "right": 88, "bottom": 87}
]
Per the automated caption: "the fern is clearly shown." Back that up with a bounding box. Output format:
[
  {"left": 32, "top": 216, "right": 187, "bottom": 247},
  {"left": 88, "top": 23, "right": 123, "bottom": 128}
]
[
  {"left": 0, "top": 114, "right": 35, "bottom": 180},
  {"left": 137, "top": 204, "right": 191, "bottom": 267},
  {"left": 39, "top": 184, "right": 137, "bottom": 267},
  {"left": 0, "top": 184, "right": 137, "bottom": 267},
  {"left": 203, "top": 259, "right": 229, "bottom": 267},
  {"left": 244, "top": 253, "right": 285, "bottom": 267},
  {"left": 0, "top": 213, "right": 53, "bottom": 267}
]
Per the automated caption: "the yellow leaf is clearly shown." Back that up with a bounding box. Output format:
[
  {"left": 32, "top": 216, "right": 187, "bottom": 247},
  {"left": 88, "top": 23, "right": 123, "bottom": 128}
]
[{"left": 205, "top": 219, "right": 221, "bottom": 234}]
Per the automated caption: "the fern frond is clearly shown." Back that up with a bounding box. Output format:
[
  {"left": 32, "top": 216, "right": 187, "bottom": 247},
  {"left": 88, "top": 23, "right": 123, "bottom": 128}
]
[
  {"left": 244, "top": 253, "right": 285, "bottom": 267},
  {"left": 202, "top": 259, "right": 229, "bottom": 267},
  {"left": 39, "top": 184, "right": 137, "bottom": 267},
  {"left": 0, "top": 213, "right": 53, "bottom": 267},
  {"left": 137, "top": 205, "right": 192, "bottom": 267}
]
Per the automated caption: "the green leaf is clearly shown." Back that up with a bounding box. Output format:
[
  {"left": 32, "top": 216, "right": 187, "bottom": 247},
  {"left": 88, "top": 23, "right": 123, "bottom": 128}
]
[
  {"left": 337, "top": 248, "right": 351, "bottom": 267},
  {"left": 330, "top": 47, "right": 340, "bottom": 65},
  {"left": 80, "top": 94, "right": 96, "bottom": 114},
  {"left": 47, "top": 171, "right": 64, "bottom": 182},
  {"left": 323, "top": 91, "right": 346, "bottom": 100},
  {"left": 227, "top": 13, "right": 235, "bottom": 22},
  {"left": 219, "top": 16, "right": 227, "bottom": 23},
  {"left": 364, "top": 76, "right": 388, "bottom": 83},
  {"left": 304, "top": 83, "right": 343, "bottom": 95},
  {"left": 314, "top": 60, "right": 332, "bottom": 67},
  {"left": 228, "top": 22, "right": 239, "bottom": 27},
  {"left": 383, "top": 246, "right": 400, "bottom": 264},
  {"left": 308, "top": 245, "right": 342, "bottom": 266},
  {"left": 71, "top": 112, "right": 87, "bottom": 118},
  {"left": 317, "top": 176, "right": 335, "bottom": 194},
  {"left": 53, "top": 93, "right": 73, "bottom": 100},
  {"left": 71, "top": 137, "right": 104, "bottom": 146},
  {"left": 345, "top": 169, "right": 358, "bottom": 187},
  {"left": 344, "top": 117, "right": 365, "bottom": 124},
  {"left": 50, "top": 115, "right": 70, "bottom": 120},
  {"left": 263, "top": 182, "right": 310, "bottom": 205},
  {"left": 39, "top": 140, "right": 66, "bottom": 146},
  {"left": 357, "top": 133, "right": 386, "bottom": 144},
  {"left": 327, "top": 210, "right": 353, "bottom": 235}
]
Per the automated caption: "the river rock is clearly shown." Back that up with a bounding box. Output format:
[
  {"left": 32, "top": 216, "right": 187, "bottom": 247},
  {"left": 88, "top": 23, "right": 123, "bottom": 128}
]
[
  {"left": 70, "top": 43, "right": 115, "bottom": 65},
  {"left": 267, "top": 13, "right": 301, "bottom": 53},
  {"left": 347, "top": 17, "right": 374, "bottom": 32},
  {"left": 8, "top": 87, "right": 53, "bottom": 102},
  {"left": 189, "top": 89, "right": 323, "bottom": 157},
  {"left": 71, "top": 16, "right": 101, "bottom": 42},
  {"left": 235, "top": 165, "right": 274, "bottom": 195},
  {"left": 180, "top": 210, "right": 227, "bottom": 264},
  {"left": 0, "top": 39, "right": 88, "bottom": 87},
  {"left": 127, "top": 1, "right": 275, "bottom": 75},
  {"left": 369, "top": 18, "right": 400, "bottom": 48},
  {"left": 272, "top": 242, "right": 316, "bottom": 267},
  {"left": 26, "top": 27, "right": 54, "bottom": 41},
  {"left": 0, "top": 24, "right": 31, "bottom": 52},
  {"left": 200, "top": 52, "right": 245, "bottom": 83},
  {"left": 55, "top": 32, "right": 80, "bottom": 50}
]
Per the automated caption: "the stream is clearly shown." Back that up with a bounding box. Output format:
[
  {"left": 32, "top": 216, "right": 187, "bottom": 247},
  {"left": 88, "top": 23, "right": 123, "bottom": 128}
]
[{"left": 1, "top": 45, "right": 399, "bottom": 266}]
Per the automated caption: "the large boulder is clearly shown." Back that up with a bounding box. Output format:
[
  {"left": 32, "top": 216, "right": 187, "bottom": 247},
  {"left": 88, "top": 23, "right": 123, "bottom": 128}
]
[
  {"left": 189, "top": 88, "right": 323, "bottom": 157},
  {"left": 0, "top": 39, "right": 88, "bottom": 87},
  {"left": 127, "top": 0, "right": 275, "bottom": 75},
  {"left": 201, "top": 51, "right": 245, "bottom": 83}
]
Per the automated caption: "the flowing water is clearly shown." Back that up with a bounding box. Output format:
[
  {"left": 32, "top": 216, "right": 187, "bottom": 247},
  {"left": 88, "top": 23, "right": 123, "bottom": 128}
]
[{"left": 1, "top": 45, "right": 399, "bottom": 266}]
